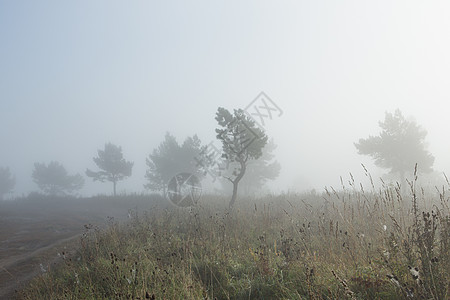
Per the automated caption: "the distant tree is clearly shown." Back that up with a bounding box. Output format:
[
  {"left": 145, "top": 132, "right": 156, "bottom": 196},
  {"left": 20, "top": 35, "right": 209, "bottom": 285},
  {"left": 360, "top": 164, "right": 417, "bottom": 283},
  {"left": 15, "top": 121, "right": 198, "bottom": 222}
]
[
  {"left": 354, "top": 109, "right": 434, "bottom": 183},
  {"left": 215, "top": 107, "right": 267, "bottom": 208},
  {"left": 0, "top": 167, "right": 15, "bottom": 200},
  {"left": 32, "top": 161, "right": 84, "bottom": 196},
  {"left": 86, "top": 143, "right": 133, "bottom": 196},
  {"left": 145, "top": 133, "right": 204, "bottom": 194},
  {"left": 219, "top": 138, "right": 280, "bottom": 195}
]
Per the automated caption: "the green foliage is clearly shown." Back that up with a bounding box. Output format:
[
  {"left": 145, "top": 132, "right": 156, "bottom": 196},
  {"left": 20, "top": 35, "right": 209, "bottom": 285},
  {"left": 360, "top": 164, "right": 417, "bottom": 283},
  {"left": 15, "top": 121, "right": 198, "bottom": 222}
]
[
  {"left": 0, "top": 166, "right": 15, "bottom": 199},
  {"left": 355, "top": 109, "right": 434, "bottom": 180},
  {"left": 32, "top": 161, "right": 84, "bottom": 196},
  {"left": 86, "top": 143, "right": 133, "bottom": 196},
  {"left": 215, "top": 107, "right": 267, "bottom": 163},
  {"left": 145, "top": 133, "right": 204, "bottom": 192}
]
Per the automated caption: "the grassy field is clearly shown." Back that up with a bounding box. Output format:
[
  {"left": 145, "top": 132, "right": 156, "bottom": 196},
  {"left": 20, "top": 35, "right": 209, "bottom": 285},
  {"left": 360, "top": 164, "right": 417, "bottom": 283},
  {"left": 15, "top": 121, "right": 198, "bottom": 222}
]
[{"left": 16, "top": 179, "right": 450, "bottom": 299}]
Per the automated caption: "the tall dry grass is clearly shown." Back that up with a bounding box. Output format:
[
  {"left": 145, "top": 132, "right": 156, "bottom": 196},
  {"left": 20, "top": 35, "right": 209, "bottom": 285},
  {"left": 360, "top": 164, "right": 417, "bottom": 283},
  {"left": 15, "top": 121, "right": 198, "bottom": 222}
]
[{"left": 17, "top": 173, "right": 449, "bottom": 299}]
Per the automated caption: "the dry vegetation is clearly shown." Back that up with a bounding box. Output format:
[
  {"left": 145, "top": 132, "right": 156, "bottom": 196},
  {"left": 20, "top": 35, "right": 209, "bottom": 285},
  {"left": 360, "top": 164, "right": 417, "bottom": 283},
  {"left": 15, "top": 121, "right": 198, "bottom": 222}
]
[{"left": 16, "top": 175, "right": 450, "bottom": 299}]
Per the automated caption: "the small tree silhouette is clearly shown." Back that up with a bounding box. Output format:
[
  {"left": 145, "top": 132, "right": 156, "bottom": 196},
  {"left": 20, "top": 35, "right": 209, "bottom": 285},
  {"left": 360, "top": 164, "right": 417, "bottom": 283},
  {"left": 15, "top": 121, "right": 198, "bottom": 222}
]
[
  {"left": 214, "top": 107, "right": 267, "bottom": 208},
  {"left": 86, "top": 143, "right": 133, "bottom": 196},
  {"left": 355, "top": 109, "right": 434, "bottom": 184}
]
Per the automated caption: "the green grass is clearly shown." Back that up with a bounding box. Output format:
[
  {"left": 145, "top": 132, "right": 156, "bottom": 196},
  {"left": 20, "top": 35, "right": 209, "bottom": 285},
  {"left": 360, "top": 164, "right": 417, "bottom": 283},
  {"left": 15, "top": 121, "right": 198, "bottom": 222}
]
[{"left": 17, "top": 181, "right": 450, "bottom": 299}]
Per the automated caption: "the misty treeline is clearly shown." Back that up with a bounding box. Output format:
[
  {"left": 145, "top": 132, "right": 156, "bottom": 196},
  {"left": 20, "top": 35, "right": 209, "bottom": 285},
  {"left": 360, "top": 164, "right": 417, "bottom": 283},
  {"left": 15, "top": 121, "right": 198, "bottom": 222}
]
[{"left": 0, "top": 108, "right": 438, "bottom": 206}]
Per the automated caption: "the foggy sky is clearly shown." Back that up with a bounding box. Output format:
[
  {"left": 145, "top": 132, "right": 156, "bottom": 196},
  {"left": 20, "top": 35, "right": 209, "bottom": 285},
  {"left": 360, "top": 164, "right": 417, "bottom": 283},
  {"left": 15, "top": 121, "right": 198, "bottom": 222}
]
[{"left": 1, "top": 1, "right": 450, "bottom": 197}]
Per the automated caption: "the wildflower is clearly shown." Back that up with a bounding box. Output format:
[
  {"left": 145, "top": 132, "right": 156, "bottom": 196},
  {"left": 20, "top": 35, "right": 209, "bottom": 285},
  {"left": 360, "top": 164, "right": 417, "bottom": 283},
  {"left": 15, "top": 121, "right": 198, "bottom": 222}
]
[{"left": 408, "top": 266, "right": 420, "bottom": 283}]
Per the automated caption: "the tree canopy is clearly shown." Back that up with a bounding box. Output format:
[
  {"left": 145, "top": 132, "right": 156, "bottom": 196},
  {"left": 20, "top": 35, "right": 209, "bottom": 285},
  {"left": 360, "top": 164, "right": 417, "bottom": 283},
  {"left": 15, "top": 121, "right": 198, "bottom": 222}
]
[
  {"left": 145, "top": 133, "right": 204, "bottom": 193},
  {"left": 354, "top": 109, "right": 434, "bottom": 181},
  {"left": 86, "top": 143, "right": 133, "bottom": 196},
  {"left": 214, "top": 107, "right": 268, "bottom": 207},
  {"left": 0, "top": 167, "right": 15, "bottom": 200},
  {"left": 32, "top": 161, "right": 84, "bottom": 196}
]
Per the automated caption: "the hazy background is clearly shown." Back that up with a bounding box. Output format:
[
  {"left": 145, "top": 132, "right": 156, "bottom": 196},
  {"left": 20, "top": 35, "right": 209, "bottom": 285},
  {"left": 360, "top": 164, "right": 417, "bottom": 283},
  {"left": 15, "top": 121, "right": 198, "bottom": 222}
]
[{"left": 1, "top": 1, "right": 450, "bottom": 197}]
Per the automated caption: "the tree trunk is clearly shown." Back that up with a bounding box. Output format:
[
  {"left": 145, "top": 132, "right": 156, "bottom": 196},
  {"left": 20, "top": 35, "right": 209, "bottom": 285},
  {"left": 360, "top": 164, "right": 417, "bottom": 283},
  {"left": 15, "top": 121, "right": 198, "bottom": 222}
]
[
  {"left": 229, "top": 181, "right": 239, "bottom": 208},
  {"left": 113, "top": 180, "right": 117, "bottom": 196},
  {"left": 228, "top": 159, "right": 246, "bottom": 209}
]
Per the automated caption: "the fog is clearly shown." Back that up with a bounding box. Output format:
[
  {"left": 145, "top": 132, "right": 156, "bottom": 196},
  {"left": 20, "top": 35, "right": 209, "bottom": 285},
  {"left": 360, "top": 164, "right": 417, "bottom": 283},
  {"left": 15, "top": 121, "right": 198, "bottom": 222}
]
[{"left": 2, "top": 1, "right": 450, "bottom": 197}]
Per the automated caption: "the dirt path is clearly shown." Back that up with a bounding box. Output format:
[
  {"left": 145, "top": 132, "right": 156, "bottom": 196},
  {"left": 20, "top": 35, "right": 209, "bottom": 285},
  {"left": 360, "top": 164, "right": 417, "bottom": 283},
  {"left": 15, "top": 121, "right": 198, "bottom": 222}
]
[
  {"left": 0, "top": 195, "right": 165, "bottom": 299},
  {"left": 0, "top": 234, "right": 81, "bottom": 299}
]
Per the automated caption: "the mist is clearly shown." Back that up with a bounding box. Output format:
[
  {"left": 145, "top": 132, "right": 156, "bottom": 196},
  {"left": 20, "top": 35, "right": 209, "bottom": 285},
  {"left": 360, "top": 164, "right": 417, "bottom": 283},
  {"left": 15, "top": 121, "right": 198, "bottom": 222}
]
[
  {"left": 3, "top": 2, "right": 450, "bottom": 299},
  {"left": 1, "top": 1, "right": 450, "bottom": 196}
]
